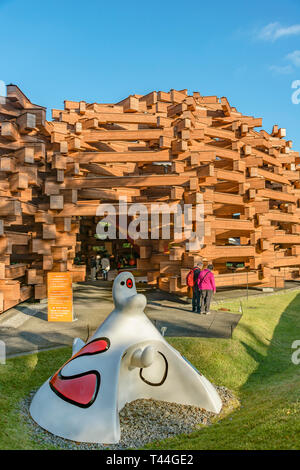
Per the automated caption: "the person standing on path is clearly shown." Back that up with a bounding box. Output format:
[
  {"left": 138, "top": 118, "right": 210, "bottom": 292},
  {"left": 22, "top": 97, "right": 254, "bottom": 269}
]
[
  {"left": 101, "top": 256, "right": 110, "bottom": 281},
  {"left": 96, "top": 255, "right": 101, "bottom": 280},
  {"left": 90, "top": 256, "right": 97, "bottom": 281},
  {"left": 191, "top": 261, "right": 203, "bottom": 313},
  {"left": 197, "top": 264, "right": 216, "bottom": 315}
]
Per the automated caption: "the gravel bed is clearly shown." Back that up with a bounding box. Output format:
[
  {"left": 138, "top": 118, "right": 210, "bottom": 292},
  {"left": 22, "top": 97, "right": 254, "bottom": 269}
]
[{"left": 19, "top": 386, "right": 237, "bottom": 450}]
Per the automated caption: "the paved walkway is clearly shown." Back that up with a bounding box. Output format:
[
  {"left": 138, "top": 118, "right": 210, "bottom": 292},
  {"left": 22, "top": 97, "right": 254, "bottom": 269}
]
[
  {"left": 2, "top": 279, "right": 300, "bottom": 358},
  {"left": 0, "top": 281, "right": 244, "bottom": 358}
]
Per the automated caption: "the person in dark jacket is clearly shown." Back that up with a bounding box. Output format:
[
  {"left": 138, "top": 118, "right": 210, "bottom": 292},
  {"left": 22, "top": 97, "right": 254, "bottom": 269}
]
[
  {"left": 90, "top": 256, "right": 97, "bottom": 281},
  {"left": 192, "top": 261, "right": 203, "bottom": 313},
  {"left": 197, "top": 264, "right": 216, "bottom": 314}
]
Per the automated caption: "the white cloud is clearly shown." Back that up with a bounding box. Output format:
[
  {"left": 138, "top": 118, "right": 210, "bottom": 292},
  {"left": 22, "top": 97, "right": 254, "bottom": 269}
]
[
  {"left": 286, "top": 50, "right": 300, "bottom": 66},
  {"left": 258, "top": 22, "right": 300, "bottom": 41},
  {"left": 269, "top": 64, "right": 293, "bottom": 75},
  {"left": 269, "top": 50, "right": 300, "bottom": 75}
]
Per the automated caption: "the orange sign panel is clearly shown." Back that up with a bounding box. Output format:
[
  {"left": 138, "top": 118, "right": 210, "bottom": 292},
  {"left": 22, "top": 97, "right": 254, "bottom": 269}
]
[{"left": 47, "top": 272, "right": 73, "bottom": 322}]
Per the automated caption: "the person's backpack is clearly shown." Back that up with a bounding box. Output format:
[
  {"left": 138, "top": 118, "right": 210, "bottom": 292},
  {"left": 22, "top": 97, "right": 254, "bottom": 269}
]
[{"left": 186, "top": 267, "right": 199, "bottom": 287}]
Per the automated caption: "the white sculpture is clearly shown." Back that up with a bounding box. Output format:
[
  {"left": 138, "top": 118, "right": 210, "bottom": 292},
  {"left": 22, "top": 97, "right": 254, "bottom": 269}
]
[{"left": 30, "top": 271, "right": 222, "bottom": 444}]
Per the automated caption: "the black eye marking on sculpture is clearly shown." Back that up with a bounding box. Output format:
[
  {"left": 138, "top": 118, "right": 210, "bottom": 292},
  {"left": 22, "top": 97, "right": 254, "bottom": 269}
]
[{"left": 139, "top": 352, "right": 168, "bottom": 386}]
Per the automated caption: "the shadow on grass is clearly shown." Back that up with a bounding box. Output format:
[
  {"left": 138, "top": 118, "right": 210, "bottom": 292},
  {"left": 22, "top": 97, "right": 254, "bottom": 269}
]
[{"left": 241, "top": 292, "right": 300, "bottom": 390}]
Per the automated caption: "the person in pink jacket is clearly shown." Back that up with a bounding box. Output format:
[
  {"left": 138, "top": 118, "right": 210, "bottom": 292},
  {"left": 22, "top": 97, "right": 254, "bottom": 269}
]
[{"left": 197, "top": 264, "right": 216, "bottom": 314}]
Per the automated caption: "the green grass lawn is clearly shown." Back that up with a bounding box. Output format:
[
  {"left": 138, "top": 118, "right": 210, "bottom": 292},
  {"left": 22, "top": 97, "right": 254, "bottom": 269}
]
[{"left": 1, "top": 290, "right": 300, "bottom": 449}]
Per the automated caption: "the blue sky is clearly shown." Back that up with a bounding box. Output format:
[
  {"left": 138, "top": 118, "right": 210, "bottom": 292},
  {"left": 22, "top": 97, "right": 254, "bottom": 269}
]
[{"left": 1, "top": 0, "right": 300, "bottom": 149}]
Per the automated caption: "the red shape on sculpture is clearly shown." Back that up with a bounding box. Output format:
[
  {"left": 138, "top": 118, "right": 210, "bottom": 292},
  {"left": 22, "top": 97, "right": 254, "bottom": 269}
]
[
  {"left": 50, "top": 372, "right": 98, "bottom": 406},
  {"left": 48, "top": 338, "right": 108, "bottom": 407},
  {"left": 77, "top": 339, "right": 108, "bottom": 356},
  {"left": 126, "top": 278, "right": 133, "bottom": 288}
]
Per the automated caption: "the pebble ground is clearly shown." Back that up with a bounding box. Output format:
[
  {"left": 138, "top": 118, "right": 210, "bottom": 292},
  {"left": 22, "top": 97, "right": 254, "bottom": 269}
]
[{"left": 19, "top": 386, "right": 237, "bottom": 450}]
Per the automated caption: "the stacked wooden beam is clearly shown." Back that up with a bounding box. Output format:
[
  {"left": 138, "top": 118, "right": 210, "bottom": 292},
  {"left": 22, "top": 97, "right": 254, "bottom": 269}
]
[
  {"left": 0, "top": 84, "right": 300, "bottom": 312},
  {"left": 48, "top": 89, "right": 300, "bottom": 294},
  {"left": 0, "top": 85, "right": 48, "bottom": 311}
]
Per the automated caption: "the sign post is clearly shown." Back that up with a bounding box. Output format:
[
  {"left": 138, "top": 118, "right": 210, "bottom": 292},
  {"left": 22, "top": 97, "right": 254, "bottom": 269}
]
[{"left": 47, "top": 272, "right": 73, "bottom": 322}]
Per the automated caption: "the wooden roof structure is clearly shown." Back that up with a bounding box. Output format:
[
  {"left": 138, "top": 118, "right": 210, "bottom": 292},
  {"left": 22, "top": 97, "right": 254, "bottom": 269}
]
[{"left": 0, "top": 84, "right": 299, "bottom": 312}]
